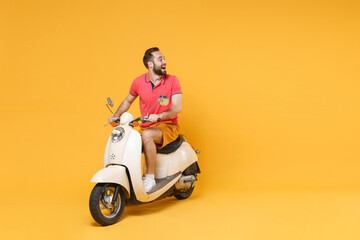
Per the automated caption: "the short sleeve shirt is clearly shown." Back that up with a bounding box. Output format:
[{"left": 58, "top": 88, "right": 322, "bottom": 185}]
[{"left": 129, "top": 73, "right": 182, "bottom": 127}]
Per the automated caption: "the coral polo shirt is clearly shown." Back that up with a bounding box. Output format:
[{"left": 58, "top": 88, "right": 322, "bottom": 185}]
[{"left": 129, "top": 73, "right": 182, "bottom": 127}]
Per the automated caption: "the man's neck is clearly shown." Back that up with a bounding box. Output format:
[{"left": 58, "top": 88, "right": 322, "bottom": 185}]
[{"left": 149, "top": 71, "right": 162, "bottom": 84}]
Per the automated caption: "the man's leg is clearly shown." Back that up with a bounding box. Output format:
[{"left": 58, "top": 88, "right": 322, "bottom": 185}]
[
  {"left": 142, "top": 127, "right": 163, "bottom": 174},
  {"left": 141, "top": 127, "right": 163, "bottom": 192}
]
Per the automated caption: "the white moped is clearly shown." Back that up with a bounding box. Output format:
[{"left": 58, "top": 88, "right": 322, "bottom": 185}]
[{"left": 89, "top": 96, "right": 201, "bottom": 226}]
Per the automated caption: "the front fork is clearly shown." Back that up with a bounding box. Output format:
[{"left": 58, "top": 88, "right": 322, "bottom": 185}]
[{"left": 111, "top": 185, "right": 121, "bottom": 204}]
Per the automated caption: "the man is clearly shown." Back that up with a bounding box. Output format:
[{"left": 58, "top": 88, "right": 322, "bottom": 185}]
[{"left": 108, "top": 47, "right": 182, "bottom": 192}]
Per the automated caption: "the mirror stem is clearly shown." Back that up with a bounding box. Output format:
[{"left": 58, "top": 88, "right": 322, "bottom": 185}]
[
  {"left": 146, "top": 101, "right": 158, "bottom": 117},
  {"left": 106, "top": 104, "right": 114, "bottom": 114}
]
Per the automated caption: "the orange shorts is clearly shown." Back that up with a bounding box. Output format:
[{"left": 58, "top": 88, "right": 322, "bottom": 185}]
[{"left": 139, "top": 121, "right": 180, "bottom": 148}]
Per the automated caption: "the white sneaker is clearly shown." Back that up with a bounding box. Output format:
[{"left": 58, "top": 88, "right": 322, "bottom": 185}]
[{"left": 143, "top": 177, "right": 156, "bottom": 193}]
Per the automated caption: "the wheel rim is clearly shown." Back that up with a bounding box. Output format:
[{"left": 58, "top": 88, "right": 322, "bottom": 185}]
[{"left": 98, "top": 185, "right": 122, "bottom": 218}]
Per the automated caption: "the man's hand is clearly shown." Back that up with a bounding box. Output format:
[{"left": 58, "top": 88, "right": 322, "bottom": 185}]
[
  {"left": 147, "top": 94, "right": 182, "bottom": 122},
  {"left": 149, "top": 114, "right": 161, "bottom": 122},
  {"left": 108, "top": 116, "right": 115, "bottom": 123}
]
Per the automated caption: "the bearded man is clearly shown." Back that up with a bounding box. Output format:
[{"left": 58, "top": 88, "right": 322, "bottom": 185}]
[{"left": 108, "top": 47, "right": 182, "bottom": 192}]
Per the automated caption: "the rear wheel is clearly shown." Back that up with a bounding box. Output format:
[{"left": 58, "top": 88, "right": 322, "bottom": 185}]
[
  {"left": 174, "top": 163, "right": 199, "bottom": 200},
  {"left": 89, "top": 183, "right": 125, "bottom": 226},
  {"left": 173, "top": 185, "right": 195, "bottom": 200}
]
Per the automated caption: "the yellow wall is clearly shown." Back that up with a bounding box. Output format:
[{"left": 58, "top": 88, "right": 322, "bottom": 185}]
[{"left": 1, "top": 0, "right": 360, "bottom": 206}]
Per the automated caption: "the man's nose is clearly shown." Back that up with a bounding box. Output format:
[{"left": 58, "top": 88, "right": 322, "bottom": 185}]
[{"left": 163, "top": 59, "right": 167, "bottom": 64}]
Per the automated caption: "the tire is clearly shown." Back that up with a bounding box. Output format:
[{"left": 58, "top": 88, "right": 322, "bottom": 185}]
[
  {"left": 89, "top": 183, "right": 125, "bottom": 226},
  {"left": 174, "top": 185, "right": 195, "bottom": 200},
  {"left": 174, "top": 164, "right": 198, "bottom": 200}
]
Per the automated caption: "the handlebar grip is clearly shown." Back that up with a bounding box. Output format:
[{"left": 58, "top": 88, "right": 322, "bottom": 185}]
[{"left": 157, "top": 118, "right": 161, "bottom": 122}]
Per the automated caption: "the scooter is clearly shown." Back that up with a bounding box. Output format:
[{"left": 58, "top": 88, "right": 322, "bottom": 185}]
[{"left": 89, "top": 96, "right": 201, "bottom": 226}]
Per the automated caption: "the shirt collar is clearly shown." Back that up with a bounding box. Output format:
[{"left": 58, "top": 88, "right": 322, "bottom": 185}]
[{"left": 145, "top": 73, "right": 166, "bottom": 84}]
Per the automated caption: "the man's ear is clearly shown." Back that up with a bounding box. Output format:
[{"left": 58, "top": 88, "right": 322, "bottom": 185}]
[{"left": 148, "top": 61, "right": 153, "bottom": 69}]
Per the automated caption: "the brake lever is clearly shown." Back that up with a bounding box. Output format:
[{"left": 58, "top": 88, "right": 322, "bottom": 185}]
[{"left": 141, "top": 116, "right": 150, "bottom": 122}]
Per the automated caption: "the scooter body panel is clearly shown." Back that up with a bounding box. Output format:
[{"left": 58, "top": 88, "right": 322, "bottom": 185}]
[
  {"left": 154, "top": 154, "right": 171, "bottom": 179},
  {"left": 90, "top": 165, "right": 130, "bottom": 198},
  {"left": 121, "top": 129, "right": 147, "bottom": 200},
  {"left": 105, "top": 120, "right": 134, "bottom": 166},
  {"left": 155, "top": 142, "right": 198, "bottom": 177}
]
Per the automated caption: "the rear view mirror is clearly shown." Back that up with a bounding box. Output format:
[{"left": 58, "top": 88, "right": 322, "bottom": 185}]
[
  {"left": 158, "top": 95, "right": 169, "bottom": 106},
  {"left": 107, "top": 97, "right": 113, "bottom": 107}
]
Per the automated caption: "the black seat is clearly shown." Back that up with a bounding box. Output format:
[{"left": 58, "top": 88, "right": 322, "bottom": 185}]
[{"left": 156, "top": 134, "right": 184, "bottom": 154}]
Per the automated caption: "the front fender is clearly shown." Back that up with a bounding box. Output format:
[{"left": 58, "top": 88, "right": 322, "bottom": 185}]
[{"left": 91, "top": 165, "right": 130, "bottom": 198}]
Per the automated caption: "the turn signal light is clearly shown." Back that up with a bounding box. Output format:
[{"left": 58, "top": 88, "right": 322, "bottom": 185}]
[
  {"left": 111, "top": 122, "right": 117, "bottom": 127},
  {"left": 132, "top": 121, "right": 139, "bottom": 127}
]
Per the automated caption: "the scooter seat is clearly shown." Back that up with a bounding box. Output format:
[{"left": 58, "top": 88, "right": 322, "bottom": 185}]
[{"left": 156, "top": 134, "right": 184, "bottom": 154}]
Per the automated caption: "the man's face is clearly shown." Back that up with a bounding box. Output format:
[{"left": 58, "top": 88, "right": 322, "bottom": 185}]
[{"left": 150, "top": 51, "right": 167, "bottom": 75}]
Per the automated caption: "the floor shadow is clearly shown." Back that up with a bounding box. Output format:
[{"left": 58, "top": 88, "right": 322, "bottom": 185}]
[{"left": 123, "top": 197, "right": 178, "bottom": 217}]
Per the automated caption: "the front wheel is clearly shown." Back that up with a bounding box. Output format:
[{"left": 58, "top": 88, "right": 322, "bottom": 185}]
[{"left": 89, "top": 183, "right": 125, "bottom": 226}]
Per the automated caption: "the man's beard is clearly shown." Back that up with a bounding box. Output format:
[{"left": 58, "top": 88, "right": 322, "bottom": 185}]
[{"left": 153, "top": 62, "right": 166, "bottom": 76}]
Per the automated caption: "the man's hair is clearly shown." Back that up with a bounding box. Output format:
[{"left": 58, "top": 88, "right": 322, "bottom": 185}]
[{"left": 143, "top": 47, "right": 159, "bottom": 69}]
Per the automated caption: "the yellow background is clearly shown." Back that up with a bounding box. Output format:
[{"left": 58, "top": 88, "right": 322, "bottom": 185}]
[{"left": 1, "top": 0, "right": 360, "bottom": 239}]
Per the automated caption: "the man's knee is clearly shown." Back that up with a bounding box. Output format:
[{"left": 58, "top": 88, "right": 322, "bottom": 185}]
[
  {"left": 141, "top": 128, "right": 162, "bottom": 145},
  {"left": 142, "top": 129, "right": 154, "bottom": 144}
]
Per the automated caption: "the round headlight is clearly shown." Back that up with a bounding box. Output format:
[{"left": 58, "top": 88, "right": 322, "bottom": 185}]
[{"left": 111, "top": 127, "right": 125, "bottom": 143}]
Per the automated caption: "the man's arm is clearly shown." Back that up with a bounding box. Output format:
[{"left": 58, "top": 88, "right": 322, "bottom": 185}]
[
  {"left": 149, "top": 94, "right": 182, "bottom": 121},
  {"left": 108, "top": 93, "right": 137, "bottom": 122}
]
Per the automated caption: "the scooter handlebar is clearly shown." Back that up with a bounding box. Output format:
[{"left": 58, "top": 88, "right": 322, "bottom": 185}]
[
  {"left": 106, "top": 116, "right": 162, "bottom": 127},
  {"left": 128, "top": 116, "right": 161, "bottom": 127}
]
